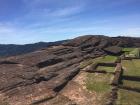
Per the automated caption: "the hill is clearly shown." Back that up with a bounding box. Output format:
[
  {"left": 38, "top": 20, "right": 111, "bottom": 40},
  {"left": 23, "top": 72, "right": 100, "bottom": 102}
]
[
  {"left": 0, "top": 35, "right": 140, "bottom": 105},
  {"left": 0, "top": 41, "right": 66, "bottom": 57}
]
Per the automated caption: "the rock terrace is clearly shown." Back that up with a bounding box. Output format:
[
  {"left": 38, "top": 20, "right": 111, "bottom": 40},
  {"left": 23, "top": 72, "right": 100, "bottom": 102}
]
[{"left": 0, "top": 35, "right": 140, "bottom": 105}]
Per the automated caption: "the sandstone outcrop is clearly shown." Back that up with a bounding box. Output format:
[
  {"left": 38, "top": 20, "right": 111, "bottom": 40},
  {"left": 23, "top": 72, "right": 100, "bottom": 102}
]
[{"left": 0, "top": 35, "right": 140, "bottom": 105}]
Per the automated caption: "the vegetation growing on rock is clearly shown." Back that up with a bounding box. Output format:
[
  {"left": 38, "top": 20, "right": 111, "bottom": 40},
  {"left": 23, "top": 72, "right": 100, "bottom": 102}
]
[{"left": 0, "top": 35, "right": 140, "bottom": 105}]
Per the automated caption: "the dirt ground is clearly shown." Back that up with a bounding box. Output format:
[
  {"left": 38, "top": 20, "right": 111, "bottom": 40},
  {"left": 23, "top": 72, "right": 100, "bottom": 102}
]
[{"left": 60, "top": 71, "right": 106, "bottom": 105}]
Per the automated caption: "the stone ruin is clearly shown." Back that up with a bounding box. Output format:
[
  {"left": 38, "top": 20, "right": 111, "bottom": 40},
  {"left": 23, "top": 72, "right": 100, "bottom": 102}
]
[{"left": 0, "top": 35, "right": 140, "bottom": 105}]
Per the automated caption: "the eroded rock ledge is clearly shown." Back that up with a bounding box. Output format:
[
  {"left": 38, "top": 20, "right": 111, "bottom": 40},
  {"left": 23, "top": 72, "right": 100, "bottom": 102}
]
[{"left": 0, "top": 35, "right": 140, "bottom": 105}]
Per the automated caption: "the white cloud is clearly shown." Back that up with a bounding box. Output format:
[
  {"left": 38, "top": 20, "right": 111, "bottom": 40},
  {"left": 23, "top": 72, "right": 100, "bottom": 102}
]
[
  {"left": 0, "top": 0, "right": 140, "bottom": 44},
  {"left": 14, "top": 0, "right": 85, "bottom": 27},
  {"left": 48, "top": 5, "right": 84, "bottom": 17}
]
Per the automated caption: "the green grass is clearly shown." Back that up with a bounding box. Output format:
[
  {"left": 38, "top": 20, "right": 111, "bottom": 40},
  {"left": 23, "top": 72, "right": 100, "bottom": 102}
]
[
  {"left": 132, "top": 59, "right": 140, "bottom": 68},
  {"left": 128, "top": 48, "right": 140, "bottom": 58},
  {"left": 118, "top": 59, "right": 140, "bottom": 105},
  {"left": 122, "top": 48, "right": 135, "bottom": 56},
  {"left": 122, "top": 48, "right": 135, "bottom": 52},
  {"left": 116, "top": 89, "right": 140, "bottom": 105},
  {"left": 122, "top": 80, "right": 140, "bottom": 89},
  {"left": 80, "top": 57, "right": 101, "bottom": 68},
  {"left": 121, "top": 60, "right": 140, "bottom": 76},
  {"left": 85, "top": 73, "right": 113, "bottom": 105},
  {"left": 80, "top": 55, "right": 117, "bottom": 68},
  {"left": 97, "top": 66, "right": 115, "bottom": 72},
  {"left": 85, "top": 73, "right": 112, "bottom": 92},
  {"left": 101, "top": 55, "right": 117, "bottom": 63},
  {"left": 122, "top": 47, "right": 140, "bottom": 58}
]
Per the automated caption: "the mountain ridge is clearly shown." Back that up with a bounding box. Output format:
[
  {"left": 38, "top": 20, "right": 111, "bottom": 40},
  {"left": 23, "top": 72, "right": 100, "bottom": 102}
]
[
  {"left": 0, "top": 35, "right": 140, "bottom": 57},
  {"left": 0, "top": 40, "right": 66, "bottom": 57}
]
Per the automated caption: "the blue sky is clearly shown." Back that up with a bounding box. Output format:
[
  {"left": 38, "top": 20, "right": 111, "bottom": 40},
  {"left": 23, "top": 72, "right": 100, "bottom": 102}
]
[{"left": 0, "top": 0, "right": 140, "bottom": 44}]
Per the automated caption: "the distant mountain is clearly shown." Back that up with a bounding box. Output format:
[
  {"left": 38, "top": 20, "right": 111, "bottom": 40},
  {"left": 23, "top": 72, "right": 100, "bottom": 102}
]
[{"left": 0, "top": 40, "right": 66, "bottom": 57}]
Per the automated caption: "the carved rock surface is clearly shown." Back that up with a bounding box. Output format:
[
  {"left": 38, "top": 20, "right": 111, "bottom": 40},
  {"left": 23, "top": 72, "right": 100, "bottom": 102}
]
[
  {"left": 104, "top": 46, "right": 122, "bottom": 55},
  {"left": 0, "top": 35, "right": 140, "bottom": 105}
]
